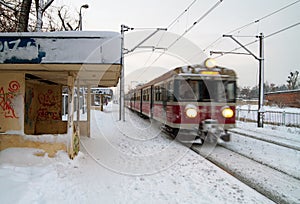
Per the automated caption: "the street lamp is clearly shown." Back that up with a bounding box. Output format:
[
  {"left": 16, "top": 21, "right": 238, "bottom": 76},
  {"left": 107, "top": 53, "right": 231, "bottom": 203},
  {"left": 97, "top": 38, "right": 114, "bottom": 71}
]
[{"left": 79, "top": 4, "right": 89, "bottom": 31}]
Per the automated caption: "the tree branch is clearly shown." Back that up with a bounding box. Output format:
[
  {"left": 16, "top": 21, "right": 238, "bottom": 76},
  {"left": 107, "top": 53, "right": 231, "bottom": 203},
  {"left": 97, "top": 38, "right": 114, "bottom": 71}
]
[{"left": 58, "top": 8, "right": 68, "bottom": 30}]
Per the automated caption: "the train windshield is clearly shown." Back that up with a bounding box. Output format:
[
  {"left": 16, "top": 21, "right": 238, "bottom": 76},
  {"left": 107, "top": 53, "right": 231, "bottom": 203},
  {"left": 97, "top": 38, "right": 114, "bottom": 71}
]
[{"left": 176, "top": 79, "right": 236, "bottom": 102}]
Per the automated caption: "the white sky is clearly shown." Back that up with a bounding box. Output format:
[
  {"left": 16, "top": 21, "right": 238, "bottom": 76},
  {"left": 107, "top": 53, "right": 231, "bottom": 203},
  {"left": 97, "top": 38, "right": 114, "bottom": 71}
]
[{"left": 52, "top": 0, "right": 300, "bottom": 87}]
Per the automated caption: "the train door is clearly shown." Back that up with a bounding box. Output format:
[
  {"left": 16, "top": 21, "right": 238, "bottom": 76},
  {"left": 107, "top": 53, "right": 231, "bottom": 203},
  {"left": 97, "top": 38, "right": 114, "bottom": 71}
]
[
  {"left": 139, "top": 89, "right": 142, "bottom": 114},
  {"left": 150, "top": 85, "right": 154, "bottom": 118},
  {"left": 132, "top": 92, "right": 136, "bottom": 109},
  {"left": 162, "top": 83, "right": 167, "bottom": 112}
]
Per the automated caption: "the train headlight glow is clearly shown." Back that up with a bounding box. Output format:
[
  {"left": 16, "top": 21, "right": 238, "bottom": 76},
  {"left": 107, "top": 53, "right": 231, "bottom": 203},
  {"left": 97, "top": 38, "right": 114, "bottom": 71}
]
[
  {"left": 204, "top": 58, "right": 217, "bottom": 69},
  {"left": 185, "top": 104, "right": 198, "bottom": 118},
  {"left": 222, "top": 107, "right": 234, "bottom": 118}
]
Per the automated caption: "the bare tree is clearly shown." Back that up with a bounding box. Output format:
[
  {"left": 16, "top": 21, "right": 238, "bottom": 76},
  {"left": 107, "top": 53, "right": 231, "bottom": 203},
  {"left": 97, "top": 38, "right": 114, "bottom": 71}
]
[
  {"left": 1, "top": 0, "right": 78, "bottom": 32},
  {"left": 17, "top": 0, "right": 32, "bottom": 31},
  {"left": 34, "top": 0, "right": 54, "bottom": 31},
  {"left": 0, "top": 0, "right": 21, "bottom": 32},
  {"left": 287, "top": 71, "right": 299, "bottom": 90},
  {"left": 56, "top": 6, "right": 79, "bottom": 31}
]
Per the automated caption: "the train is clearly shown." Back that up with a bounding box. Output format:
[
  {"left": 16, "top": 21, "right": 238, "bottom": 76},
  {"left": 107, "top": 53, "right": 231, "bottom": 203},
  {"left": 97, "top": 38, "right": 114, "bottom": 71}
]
[{"left": 125, "top": 58, "right": 237, "bottom": 144}]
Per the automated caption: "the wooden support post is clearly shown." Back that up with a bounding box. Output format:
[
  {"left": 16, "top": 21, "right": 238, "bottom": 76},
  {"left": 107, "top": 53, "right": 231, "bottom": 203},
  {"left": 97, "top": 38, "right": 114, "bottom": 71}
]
[
  {"left": 67, "top": 75, "right": 76, "bottom": 158},
  {"left": 66, "top": 74, "right": 80, "bottom": 158},
  {"left": 77, "top": 79, "right": 80, "bottom": 125}
]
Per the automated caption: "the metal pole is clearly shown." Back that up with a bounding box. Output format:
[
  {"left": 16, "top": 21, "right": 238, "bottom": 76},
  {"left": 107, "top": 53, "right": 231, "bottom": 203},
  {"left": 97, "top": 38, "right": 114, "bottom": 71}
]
[
  {"left": 258, "top": 33, "right": 265, "bottom": 127},
  {"left": 118, "top": 25, "right": 166, "bottom": 121},
  {"left": 87, "top": 85, "right": 91, "bottom": 137},
  {"left": 79, "top": 4, "right": 89, "bottom": 31},
  {"left": 221, "top": 34, "right": 265, "bottom": 128},
  {"left": 120, "top": 25, "right": 125, "bottom": 121},
  {"left": 79, "top": 10, "right": 82, "bottom": 31}
]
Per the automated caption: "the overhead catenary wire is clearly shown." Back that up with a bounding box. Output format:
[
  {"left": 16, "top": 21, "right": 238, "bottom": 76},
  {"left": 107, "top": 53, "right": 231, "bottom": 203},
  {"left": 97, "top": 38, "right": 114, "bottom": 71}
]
[
  {"left": 148, "top": 0, "right": 224, "bottom": 67},
  {"left": 137, "top": 0, "right": 200, "bottom": 77},
  {"left": 265, "top": 21, "right": 300, "bottom": 38},
  {"left": 228, "top": 0, "right": 300, "bottom": 34},
  {"left": 214, "top": 21, "right": 300, "bottom": 59},
  {"left": 167, "top": 0, "right": 198, "bottom": 29},
  {"left": 203, "top": 0, "right": 300, "bottom": 53},
  {"left": 141, "top": 0, "right": 198, "bottom": 67}
]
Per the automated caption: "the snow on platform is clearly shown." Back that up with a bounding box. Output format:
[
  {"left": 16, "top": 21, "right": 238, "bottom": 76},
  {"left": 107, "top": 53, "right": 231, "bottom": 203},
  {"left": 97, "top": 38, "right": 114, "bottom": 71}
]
[
  {"left": 0, "top": 31, "right": 122, "bottom": 87},
  {"left": 0, "top": 31, "right": 121, "bottom": 64},
  {"left": 0, "top": 103, "right": 273, "bottom": 203}
]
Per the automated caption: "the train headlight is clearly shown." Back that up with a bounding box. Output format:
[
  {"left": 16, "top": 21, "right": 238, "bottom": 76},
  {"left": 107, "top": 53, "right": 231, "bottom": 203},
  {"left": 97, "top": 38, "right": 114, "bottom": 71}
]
[
  {"left": 222, "top": 107, "right": 234, "bottom": 118},
  {"left": 185, "top": 104, "right": 198, "bottom": 118},
  {"left": 204, "top": 58, "right": 217, "bottom": 69}
]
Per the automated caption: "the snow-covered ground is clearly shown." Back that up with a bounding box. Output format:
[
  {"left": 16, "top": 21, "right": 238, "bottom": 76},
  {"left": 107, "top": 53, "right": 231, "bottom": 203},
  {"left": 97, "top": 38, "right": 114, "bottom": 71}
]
[{"left": 1, "top": 103, "right": 299, "bottom": 203}]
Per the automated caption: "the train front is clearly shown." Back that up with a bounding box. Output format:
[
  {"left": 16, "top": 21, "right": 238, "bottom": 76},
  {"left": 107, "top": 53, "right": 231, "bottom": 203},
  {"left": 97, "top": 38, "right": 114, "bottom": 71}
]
[{"left": 172, "top": 58, "right": 237, "bottom": 143}]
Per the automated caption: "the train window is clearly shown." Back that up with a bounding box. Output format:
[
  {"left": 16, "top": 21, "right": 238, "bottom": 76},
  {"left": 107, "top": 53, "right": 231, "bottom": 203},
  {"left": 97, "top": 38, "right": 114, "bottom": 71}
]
[
  {"left": 143, "top": 89, "right": 150, "bottom": 101},
  {"left": 159, "top": 87, "right": 164, "bottom": 101},
  {"left": 136, "top": 91, "right": 141, "bottom": 101},
  {"left": 155, "top": 86, "right": 161, "bottom": 101},
  {"left": 225, "top": 81, "right": 236, "bottom": 102},
  {"left": 167, "top": 81, "right": 174, "bottom": 101},
  {"left": 199, "top": 80, "right": 236, "bottom": 102},
  {"left": 178, "top": 80, "right": 199, "bottom": 101},
  {"left": 145, "top": 89, "right": 149, "bottom": 101},
  {"left": 154, "top": 86, "right": 157, "bottom": 101},
  {"left": 143, "top": 90, "right": 147, "bottom": 101},
  {"left": 200, "top": 80, "right": 224, "bottom": 102}
]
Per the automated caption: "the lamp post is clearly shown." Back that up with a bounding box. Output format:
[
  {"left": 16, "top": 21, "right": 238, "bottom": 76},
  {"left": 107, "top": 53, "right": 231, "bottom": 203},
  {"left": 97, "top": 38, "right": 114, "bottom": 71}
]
[{"left": 79, "top": 4, "right": 89, "bottom": 31}]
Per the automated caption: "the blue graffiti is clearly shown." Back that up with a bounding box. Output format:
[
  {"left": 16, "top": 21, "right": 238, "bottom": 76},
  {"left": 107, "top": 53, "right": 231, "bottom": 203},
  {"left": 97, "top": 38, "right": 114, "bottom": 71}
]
[{"left": 0, "top": 37, "right": 46, "bottom": 63}]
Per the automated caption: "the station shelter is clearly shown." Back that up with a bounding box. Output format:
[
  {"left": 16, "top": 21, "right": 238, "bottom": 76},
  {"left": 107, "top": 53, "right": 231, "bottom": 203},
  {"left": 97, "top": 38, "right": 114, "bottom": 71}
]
[{"left": 0, "top": 31, "right": 121, "bottom": 158}]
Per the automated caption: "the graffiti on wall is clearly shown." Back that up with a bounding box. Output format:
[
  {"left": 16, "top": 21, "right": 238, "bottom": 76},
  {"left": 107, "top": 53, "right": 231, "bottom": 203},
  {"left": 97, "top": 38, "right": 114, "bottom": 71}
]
[
  {"left": 37, "top": 89, "right": 61, "bottom": 121},
  {"left": 0, "top": 38, "right": 46, "bottom": 63},
  {"left": 0, "top": 81, "right": 21, "bottom": 118}
]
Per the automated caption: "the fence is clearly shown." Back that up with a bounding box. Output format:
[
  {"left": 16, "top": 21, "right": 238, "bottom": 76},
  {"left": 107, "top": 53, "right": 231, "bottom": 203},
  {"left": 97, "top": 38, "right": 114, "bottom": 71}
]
[{"left": 236, "top": 108, "right": 300, "bottom": 127}]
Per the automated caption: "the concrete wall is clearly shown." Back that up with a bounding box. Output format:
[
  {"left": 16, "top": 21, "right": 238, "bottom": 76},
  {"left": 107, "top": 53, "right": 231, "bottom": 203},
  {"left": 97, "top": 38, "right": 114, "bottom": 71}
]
[
  {"left": 1, "top": 74, "right": 68, "bottom": 157},
  {"left": 24, "top": 81, "right": 67, "bottom": 134},
  {"left": 0, "top": 73, "right": 25, "bottom": 133}
]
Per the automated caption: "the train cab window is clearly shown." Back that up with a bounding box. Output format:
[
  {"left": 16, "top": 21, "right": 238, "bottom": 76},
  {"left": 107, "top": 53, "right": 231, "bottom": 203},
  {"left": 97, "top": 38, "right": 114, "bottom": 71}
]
[
  {"left": 225, "top": 81, "right": 236, "bottom": 102},
  {"left": 199, "top": 80, "right": 236, "bottom": 102},
  {"left": 178, "top": 80, "right": 199, "bottom": 101},
  {"left": 200, "top": 80, "right": 223, "bottom": 102}
]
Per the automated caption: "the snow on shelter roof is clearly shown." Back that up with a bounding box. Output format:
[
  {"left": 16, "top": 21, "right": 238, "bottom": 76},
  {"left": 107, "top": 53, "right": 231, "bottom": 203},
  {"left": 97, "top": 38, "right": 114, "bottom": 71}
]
[{"left": 0, "top": 31, "right": 122, "bottom": 87}]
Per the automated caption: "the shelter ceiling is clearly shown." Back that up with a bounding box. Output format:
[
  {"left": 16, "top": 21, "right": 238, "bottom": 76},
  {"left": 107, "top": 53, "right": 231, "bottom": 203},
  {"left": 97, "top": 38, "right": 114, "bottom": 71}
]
[{"left": 0, "top": 64, "right": 121, "bottom": 87}]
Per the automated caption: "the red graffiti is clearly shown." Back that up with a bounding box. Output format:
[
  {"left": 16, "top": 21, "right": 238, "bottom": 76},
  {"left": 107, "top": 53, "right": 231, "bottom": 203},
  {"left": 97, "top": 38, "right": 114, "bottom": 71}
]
[
  {"left": 37, "top": 89, "right": 60, "bottom": 121},
  {"left": 0, "top": 81, "right": 21, "bottom": 119},
  {"left": 37, "top": 108, "right": 60, "bottom": 121},
  {"left": 38, "top": 89, "right": 56, "bottom": 107},
  {"left": 8, "top": 81, "right": 21, "bottom": 93}
]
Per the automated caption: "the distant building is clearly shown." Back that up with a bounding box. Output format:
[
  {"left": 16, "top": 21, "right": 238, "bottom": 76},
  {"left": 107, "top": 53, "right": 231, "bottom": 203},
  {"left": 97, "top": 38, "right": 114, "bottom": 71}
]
[
  {"left": 265, "top": 89, "right": 300, "bottom": 108},
  {"left": 91, "top": 88, "right": 113, "bottom": 96}
]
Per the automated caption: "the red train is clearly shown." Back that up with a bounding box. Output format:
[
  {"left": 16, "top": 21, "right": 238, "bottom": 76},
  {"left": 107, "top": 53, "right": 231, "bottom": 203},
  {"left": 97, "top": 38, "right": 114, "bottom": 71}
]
[{"left": 125, "top": 58, "right": 237, "bottom": 144}]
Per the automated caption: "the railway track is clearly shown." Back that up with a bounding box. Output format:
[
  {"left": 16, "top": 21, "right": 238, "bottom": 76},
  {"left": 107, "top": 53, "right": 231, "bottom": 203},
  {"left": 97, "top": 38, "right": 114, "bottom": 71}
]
[
  {"left": 228, "top": 129, "right": 300, "bottom": 152},
  {"left": 163, "top": 129, "right": 300, "bottom": 204}
]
